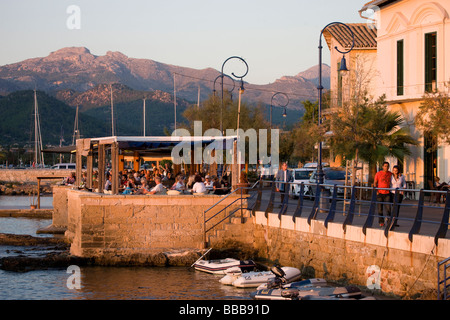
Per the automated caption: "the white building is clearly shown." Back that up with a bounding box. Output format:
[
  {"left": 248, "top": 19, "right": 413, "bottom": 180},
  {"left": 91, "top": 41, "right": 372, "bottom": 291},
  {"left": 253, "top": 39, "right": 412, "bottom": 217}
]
[{"left": 326, "top": 0, "right": 450, "bottom": 188}]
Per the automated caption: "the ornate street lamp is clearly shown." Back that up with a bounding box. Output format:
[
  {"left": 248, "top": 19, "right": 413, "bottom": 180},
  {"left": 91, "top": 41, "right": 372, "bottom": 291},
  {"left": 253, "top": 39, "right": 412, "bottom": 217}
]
[
  {"left": 220, "top": 56, "right": 249, "bottom": 134},
  {"left": 270, "top": 92, "right": 289, "bottom": 129},
  {"left": 213, "top": 74, "right": 236, "bottom": 98},
  {"left": 317, "top": 22, "right": 355, "bottom": 185}
]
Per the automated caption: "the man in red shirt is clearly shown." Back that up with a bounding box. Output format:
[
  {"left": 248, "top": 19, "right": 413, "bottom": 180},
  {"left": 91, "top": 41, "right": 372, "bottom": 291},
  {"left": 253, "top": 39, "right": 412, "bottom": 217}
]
[{"left": 374, "top": 162, "right": 393, "bottom": 227}]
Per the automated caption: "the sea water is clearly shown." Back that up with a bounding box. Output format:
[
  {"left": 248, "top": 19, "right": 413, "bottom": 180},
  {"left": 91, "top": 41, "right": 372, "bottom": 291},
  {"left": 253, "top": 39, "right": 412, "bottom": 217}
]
[{"left": 0, "top": 203, "right": 253, "bottom": 300}]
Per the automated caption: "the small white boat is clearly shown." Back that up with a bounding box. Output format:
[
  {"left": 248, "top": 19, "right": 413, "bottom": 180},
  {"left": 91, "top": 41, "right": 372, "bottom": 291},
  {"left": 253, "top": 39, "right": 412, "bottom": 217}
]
[
  {"left": 220, "top": 267, "right": 302, "bottom": 288},
  {"left": 251, "top": 284, "right": 369, "bottom": 301},
  {"left": 193, "top": 258, "right": 256, "bottom": 274}
]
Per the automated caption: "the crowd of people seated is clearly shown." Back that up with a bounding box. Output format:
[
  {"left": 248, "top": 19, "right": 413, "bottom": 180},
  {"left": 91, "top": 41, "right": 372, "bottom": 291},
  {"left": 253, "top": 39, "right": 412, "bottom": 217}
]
[
  {"left": 107, "top": 164, "right": 232, "bottom": 196},
  {"left": 62, "top": 162, "right": 233, "bottom": 196}
]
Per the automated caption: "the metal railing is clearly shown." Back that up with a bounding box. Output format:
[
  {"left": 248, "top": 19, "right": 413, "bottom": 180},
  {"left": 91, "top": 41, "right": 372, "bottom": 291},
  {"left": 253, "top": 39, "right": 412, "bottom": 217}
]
[
  {"left": 438, "top": 257, "right": 450, "bottom": 300},
  {"left": 202, "top": 180, "right": 259, "bottom": 248},
  {"left": 252, "top": 180, "right": 450, "bottom": 245}
]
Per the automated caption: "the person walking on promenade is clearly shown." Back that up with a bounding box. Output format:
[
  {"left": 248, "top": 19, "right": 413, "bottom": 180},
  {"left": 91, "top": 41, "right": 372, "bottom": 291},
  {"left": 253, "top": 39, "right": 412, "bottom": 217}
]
[
  {"left": 390, "top": 165, "right": 406, "bottom": 227},
  {"left": 374, "top": 162, "right": 393, "bottom": 227},
  {"left": 275, "top": 162, "right": 293, "bottom": 207}
]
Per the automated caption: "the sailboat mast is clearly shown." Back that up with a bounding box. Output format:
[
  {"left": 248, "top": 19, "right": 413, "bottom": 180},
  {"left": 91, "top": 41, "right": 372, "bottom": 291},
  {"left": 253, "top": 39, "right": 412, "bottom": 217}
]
[
  {"left": 70, "top": 105, "right": 79, "bottom": 163},
  {"left": 34, "top": 90, "right": 38, "bottom": 165},
  {"left": 34, "top": 90, "right": 44, "bottom": 167}
]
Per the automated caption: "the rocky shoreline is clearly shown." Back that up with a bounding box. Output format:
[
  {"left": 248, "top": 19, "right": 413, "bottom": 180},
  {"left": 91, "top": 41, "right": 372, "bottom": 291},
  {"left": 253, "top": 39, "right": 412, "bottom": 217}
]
[
  {"left": 0, "top": 181, "right": 53, "bottom": 196},
  {"left": 0, "top": 233, "right": 253, "bottom": 272}
]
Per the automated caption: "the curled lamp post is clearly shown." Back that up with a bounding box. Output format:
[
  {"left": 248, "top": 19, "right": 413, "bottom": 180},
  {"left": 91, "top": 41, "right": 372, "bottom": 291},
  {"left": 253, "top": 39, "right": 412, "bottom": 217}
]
[
  {"left": 270, "top": 92, "right": 289, "bottom": 129},
  {"left": 221, "top": 56, "right": 249, "bottom": 134},
  {"left": 213, "top": 74, "right": 236, "bottom": 98},
  {"left": 317, "top": 22, "right": 355, "bottom": 185}
]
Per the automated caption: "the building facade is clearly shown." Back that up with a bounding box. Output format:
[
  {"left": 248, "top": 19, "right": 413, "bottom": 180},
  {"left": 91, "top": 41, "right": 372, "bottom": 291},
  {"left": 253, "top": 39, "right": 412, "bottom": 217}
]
[{"left": 327, "top": 0, "right": 450, "bottom": 188}]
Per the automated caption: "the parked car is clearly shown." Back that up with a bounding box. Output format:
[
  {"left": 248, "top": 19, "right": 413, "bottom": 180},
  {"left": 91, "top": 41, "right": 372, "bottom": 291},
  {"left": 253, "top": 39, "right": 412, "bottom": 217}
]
[
  {"left": 51, "top": 163, "right": 76, "bottom": 170},
  {"left": 306, "top": 167, "right": 350, "bottom": 198},
  {"left": 289, "top": 168, "right": 315, "bottom": 198}
]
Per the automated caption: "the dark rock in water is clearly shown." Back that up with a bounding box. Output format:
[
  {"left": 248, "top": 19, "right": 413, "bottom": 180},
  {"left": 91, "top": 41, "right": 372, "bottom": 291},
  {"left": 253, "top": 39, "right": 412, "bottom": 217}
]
[
  {"left": 0, "top": 233, "right": 69, "bottom": 247},
  {"left": 0, "top": 233, "right": 79, "bottom": 272},
  {"left": 0, "top": 252, "right": 94, "bottom": 272}
]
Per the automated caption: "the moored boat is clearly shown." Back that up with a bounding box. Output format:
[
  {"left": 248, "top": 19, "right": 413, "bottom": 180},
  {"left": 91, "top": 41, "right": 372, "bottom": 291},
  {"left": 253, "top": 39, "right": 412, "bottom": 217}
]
[
  {"left": 251, "top": 284, "right": 370, "bottom": 300},
  {"left": 220, "top": 267, "right": 302, "bottom": 288},
  {"left": 193, "top": 258, "right": 256, "bottom": 274}
]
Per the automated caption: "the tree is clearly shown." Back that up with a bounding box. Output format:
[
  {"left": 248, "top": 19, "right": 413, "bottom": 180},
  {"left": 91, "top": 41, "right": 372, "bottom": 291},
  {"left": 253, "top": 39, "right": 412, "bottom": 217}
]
[
  {"left": 415, "top": 83, "right": 450, "bottom": 150},
  {"left": 182, "top": 91, "right": 268, "bottom": 134},
  {"left": 285, "top": 100, "right": 327, "bottom": 165},
  {"left": 182, "top": 92, "right": 269, "bottom": 167},
  {"left": 328, "top": 95, "right": 418, "bottom": 185}
]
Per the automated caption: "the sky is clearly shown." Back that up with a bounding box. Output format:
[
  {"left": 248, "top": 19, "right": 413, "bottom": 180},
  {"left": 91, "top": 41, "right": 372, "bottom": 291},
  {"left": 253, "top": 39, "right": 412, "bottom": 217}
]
[{"left": 0, "top": 0, "right": 370, "bottom": 85}]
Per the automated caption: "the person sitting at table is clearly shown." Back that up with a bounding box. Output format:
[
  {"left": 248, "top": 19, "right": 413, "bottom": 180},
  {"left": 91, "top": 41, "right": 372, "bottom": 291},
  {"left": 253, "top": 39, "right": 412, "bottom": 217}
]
[
  {"left": 122, "top": 181, "right": 134, "bottom": 195},
  {"left": 212, "top": 176, "right": 225, "bottom": 195},
  {"left": 191, "top": 174, "right": 207, "bottom": 194},
  {"left": 147, "top": 176, "right": 166, "bottom": 195},
  {"left": 186, "top": 175, "right": 196, "bottom": 190},
  {"left": 171, "top": 174, "right": 186, "bottom": 192},
  {"left": 204, "top": 175, "right": 213, "bottom": 190},
  {"left": 66, "top": 172, "right": 76, "bottom": 185},
  {"left": 133, "top": 172, "right": 141, "bottom": 186},
  {"left": 135, "top": 180, "right": 150, "bottom": 195},
  {"left": 104, "top": 174, "right": 112, "bottom": 191}
]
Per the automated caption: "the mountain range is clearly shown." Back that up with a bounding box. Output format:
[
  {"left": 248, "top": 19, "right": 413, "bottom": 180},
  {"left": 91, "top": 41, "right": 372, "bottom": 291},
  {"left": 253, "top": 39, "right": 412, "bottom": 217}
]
[
  {"left": 0, "top": 47, "right": 330, "bottom": 147},
  {"left": 0, "top": 47, "right": 330, "bottom": 110}
]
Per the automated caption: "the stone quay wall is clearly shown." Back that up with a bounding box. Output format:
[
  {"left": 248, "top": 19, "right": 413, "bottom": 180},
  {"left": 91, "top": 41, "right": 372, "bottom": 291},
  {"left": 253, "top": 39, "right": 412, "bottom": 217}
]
[
  {"left": 63, "top": 188, "right": 245, "bottom": 264},
  {"left": 247, "top": 211, "right": 450, "bottom": 298}
]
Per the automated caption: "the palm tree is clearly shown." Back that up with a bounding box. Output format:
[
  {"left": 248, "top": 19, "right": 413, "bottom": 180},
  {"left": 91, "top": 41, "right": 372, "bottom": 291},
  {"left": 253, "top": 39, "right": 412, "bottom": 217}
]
[{"left": 329, "top": 95, "right": 418, "bottom": 185}]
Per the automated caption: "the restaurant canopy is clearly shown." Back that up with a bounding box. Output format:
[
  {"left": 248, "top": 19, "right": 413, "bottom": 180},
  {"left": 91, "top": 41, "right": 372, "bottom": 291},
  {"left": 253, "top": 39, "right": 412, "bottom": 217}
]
[
  {"left": 90, "top": 135, "right": 238, "bottom": 150},
  {"left": 75, "top": 135, "right": 239, "bottom": 194}
]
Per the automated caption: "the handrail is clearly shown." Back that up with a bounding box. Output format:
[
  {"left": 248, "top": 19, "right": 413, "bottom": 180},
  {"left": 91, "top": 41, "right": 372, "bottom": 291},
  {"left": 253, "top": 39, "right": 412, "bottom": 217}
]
[
  {"left": 255, "top": 179, "right": 449, "bottom": 245},
  {"left": 203, "top": 180, "right": 260, "bottom": 215},
  {"left": 202, "top": 180, "right": 260, "bottom": 248},
  {"left": 438, "top": 256, "right": 450, "bottom": 300}
]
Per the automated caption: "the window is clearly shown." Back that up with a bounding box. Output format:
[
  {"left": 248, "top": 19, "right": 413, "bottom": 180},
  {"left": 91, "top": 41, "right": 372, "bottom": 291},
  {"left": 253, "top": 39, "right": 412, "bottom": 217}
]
[
  {"left": 295, "top": 170, "right": 312, "bottom": 180},
  {"left": 397, "top": 40, "right": 404, "bottom": 96},
  {"left": 425, "top": 32, "right": 437, "bottom": 93}
]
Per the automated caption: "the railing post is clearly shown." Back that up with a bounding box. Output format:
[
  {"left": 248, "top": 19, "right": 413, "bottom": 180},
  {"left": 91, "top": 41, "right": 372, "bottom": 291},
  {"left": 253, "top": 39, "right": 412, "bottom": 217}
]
[
  {"left": 343, "top": 185, "right": 357, "bottom": 232},
  {"left": 308, "top": 183, "right": 322, "bottom": 225},
  {"left": 362, "top": 187, "right": 378, "bottom": 235},
  {"left": 409, "top": 189, "right": 425, "bottom": 242},
  {"left": 252, "top": 179, "right": 263, "bottom": 216},
  {"left": 278, "top": 182, "right": 289, "bottom": 219},
  {"left": 385, "top": 188, "right": 400, "bottom": 236},
  {"left": 292, "top": 183, "right": 305, "bottom": 222},
  {"left": 434, "top": 190, "right": 450, "bottom": 246},
  {"left": 265, "top": 181, "right": 276, "bottom": 218},
  {"left": 324, "top": 185, "right": 338, "bottom": 228}
]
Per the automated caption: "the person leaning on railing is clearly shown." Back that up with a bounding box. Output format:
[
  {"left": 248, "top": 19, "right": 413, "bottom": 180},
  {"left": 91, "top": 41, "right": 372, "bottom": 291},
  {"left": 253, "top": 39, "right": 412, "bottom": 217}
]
[{"left": 390, "top": 165, "right": 406, "bottom": 227}]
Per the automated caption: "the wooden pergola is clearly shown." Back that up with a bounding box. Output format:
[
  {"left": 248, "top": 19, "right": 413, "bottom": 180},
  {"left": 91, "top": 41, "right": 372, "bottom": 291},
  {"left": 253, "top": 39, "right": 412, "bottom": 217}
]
[{"left": 75, "top": 136, "right": 239, "bottom": 195}]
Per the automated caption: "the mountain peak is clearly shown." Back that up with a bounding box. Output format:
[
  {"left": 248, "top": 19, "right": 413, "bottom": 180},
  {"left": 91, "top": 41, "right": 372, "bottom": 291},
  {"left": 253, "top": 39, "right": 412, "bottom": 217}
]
[
  {"left": 49, "top": 47, "right": 92, "bottom": 57},
  {"left": 106, "top": 51, "right": 128, "bottom": 60}
]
